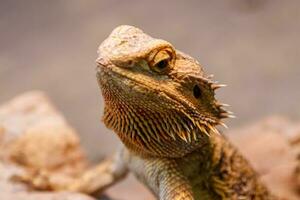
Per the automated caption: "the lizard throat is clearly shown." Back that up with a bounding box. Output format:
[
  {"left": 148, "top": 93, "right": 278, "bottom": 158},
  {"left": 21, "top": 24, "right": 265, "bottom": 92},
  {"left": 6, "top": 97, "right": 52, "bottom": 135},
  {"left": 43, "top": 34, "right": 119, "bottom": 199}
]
[{"left": 101, "top": 97, "right": 212, "bottom": 158}]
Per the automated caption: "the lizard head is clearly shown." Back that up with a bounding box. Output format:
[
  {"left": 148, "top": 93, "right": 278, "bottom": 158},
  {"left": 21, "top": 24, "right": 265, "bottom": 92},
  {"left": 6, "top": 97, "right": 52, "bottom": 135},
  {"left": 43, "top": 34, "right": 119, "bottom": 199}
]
[{"left": 96, "top": 25, "right": 233, "bottom": 157}]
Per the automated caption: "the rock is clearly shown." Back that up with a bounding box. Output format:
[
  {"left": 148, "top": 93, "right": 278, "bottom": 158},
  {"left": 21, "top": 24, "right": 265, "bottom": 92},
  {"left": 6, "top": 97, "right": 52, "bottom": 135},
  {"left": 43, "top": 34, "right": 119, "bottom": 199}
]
[
  {"left": 0, "top": 192, "right": 95, "bottom": 200},
  {"left": 0, "top": 91, "right": 96, "bottom": 200}
]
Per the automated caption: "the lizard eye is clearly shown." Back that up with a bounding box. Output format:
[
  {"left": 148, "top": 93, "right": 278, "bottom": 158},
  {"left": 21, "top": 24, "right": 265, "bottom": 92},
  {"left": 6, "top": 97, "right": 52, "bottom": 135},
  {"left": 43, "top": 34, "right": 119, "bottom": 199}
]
[
  {"left": 155, "top": 59, "right": 168, "bottom": 70},
  {"left": 152, "top": 58, "right": 169, "bottom": 72},
  {"left": 193, "top": 85, "right": 202, "bottom": 99},
  {"left": 149, "top": 49, "right": 172, "bottom": 73}
]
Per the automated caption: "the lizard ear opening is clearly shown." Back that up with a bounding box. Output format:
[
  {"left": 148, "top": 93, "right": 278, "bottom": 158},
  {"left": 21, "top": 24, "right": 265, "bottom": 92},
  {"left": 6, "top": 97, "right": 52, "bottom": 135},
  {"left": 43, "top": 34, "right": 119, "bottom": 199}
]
[{"left": 193, "top": 85, "right": 202, "bottom": 99}]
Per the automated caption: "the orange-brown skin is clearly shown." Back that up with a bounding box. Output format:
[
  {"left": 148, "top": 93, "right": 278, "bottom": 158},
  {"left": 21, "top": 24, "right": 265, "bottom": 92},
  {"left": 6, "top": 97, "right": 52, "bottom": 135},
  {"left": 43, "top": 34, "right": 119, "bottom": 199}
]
[{"left": 95, "top": 25, "right": 276, "bottom": 199}]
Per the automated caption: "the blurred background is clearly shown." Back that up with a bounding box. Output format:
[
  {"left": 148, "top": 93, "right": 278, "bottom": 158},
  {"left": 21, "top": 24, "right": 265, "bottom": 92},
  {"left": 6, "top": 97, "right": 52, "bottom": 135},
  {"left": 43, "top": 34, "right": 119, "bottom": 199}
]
[{"left": 0, "top": 1, "right": 299, "bottom": 199}]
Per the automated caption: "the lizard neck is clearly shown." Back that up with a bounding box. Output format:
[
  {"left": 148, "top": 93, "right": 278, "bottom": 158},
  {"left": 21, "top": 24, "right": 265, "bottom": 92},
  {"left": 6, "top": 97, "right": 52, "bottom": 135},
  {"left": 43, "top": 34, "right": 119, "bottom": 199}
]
[{"left": 102, "top": 101, "right": 210, "bottom": 158}]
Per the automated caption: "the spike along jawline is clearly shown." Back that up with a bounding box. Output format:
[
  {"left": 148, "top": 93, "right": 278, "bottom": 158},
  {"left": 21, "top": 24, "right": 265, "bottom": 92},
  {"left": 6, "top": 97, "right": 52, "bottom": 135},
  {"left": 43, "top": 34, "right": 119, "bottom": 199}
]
[
  {"left": 211, "top": 83, "right": 227, "bottom": 90},
  {"left": 218, "top": 121, "right": 228, "bottom": 129},
  {"left": 195, "top": 122, "right": 211, "bottom": 137}
]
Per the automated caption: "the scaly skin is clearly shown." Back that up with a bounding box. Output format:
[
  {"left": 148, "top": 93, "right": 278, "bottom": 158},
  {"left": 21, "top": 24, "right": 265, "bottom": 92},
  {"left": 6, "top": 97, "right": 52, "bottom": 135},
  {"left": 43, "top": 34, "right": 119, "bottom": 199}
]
[
  {"left": 14, "top": 25, "right": 277, "bottom": 199},
  {"left": 95, "top": 25, "right": 276, "bottom": 199}
]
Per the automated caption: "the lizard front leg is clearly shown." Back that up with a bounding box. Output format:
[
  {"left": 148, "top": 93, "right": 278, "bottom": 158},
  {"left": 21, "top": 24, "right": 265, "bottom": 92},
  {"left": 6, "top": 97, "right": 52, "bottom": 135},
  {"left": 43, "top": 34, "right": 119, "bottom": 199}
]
[
  {"left": 12, "top": 149, "right": 128, "bottom": 195},
  {"left": 158, "top": 162, "right": 194, "bottom": 200},
  {"left": 128, "top": 153, "right": 194, "bottom": 200}
]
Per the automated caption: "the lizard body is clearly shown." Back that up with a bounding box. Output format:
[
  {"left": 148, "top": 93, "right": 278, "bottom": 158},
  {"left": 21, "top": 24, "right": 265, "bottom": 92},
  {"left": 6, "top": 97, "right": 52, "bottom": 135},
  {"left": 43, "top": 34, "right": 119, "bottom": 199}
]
[{"left": 95, "top": 25, "right": 275, "bottom": 199}]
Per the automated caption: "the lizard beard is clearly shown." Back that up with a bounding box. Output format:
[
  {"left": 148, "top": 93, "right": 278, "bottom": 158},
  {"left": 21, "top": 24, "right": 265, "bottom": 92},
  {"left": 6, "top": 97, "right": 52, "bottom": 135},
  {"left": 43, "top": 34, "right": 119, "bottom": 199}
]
[
  {"left": 102, "top": 99, "right": 210, "bottom": 158},
  {"left": 98, "top": 68, "right": 221, "bottom": 157}
]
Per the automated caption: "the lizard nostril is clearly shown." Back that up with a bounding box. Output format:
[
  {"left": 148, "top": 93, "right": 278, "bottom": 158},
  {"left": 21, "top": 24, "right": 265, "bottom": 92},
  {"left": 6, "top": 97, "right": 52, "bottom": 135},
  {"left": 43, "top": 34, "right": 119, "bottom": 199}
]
[{"left": 193, "top": 85, "right": 202, "bottom": 99}]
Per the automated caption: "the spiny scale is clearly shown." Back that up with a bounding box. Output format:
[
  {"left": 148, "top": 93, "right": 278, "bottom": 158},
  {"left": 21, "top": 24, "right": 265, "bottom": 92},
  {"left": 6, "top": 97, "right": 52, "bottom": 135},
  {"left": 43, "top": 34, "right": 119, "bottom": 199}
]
[
  {"left": 218, "top": 121, "right": 228, "bottom": 129},
  {"left": 211, "top": 83, "right": 227, "bottom": 90}
]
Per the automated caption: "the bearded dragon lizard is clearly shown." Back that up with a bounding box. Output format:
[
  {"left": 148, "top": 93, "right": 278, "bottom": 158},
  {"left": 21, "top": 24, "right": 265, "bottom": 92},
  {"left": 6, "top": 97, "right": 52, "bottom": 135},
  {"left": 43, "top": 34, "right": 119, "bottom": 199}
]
[
  {"left": 94, "top": 25, "right": 276, "bottom": 199},
  {"left": 15, "top": 25, "right": 276, "bottom": 200}
]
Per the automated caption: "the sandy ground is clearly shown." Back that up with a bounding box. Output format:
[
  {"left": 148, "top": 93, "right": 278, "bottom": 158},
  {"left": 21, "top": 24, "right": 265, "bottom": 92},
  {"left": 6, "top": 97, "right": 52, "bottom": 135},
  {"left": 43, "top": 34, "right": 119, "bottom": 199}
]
[{"left": 0, "top": 1, "right": 300, "bottom": 199}]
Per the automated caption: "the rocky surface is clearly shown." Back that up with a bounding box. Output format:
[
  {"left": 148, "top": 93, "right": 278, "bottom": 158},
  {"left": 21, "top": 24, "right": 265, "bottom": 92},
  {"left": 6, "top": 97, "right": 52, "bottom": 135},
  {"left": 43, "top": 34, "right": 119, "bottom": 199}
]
[
  {"left": 0, "top": 91, "right": 96, "bottom": 200},
  {"left": 0, "top": 91, "right": 299, "bottom": 199}
]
